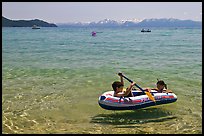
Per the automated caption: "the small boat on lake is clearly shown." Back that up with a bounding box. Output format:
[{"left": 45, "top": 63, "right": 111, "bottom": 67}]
[
  {"left": 32, "top": 25, "right": 40, "bottom": 29},
  {"left": 141, "top": 29, "right": 151, "bottom": 32}
]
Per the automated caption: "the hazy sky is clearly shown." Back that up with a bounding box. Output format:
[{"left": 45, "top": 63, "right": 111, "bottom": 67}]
[{"left": 2, "top": 2, "right": 202, "bottom": 23}]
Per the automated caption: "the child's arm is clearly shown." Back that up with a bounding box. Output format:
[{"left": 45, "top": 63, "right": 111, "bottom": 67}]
[
  {"left": 143, "top": 88, "right": 152, "bottom": 92},
  {"left": 151, "top": 88, "right": 159, "bottom": 91},
  {"left": 118, "top": 73, "right": 124, "bottom": 86},
  {"left": 114, "top": 92, "right": 125, "bottom": 97},
  {"left": 162, "top": 89, "right": 173, "bottom": 93},
  {"left": 124, "top": 82, "right": 135, "bottom": 96}
]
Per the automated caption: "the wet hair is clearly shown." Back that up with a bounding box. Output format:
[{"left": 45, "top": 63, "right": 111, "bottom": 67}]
[
  {"left": 112, "top": 81, "right": 124, "bottom": 91},
  {"left": 157, "top": 79, "right": 167, "bottom": 89}
]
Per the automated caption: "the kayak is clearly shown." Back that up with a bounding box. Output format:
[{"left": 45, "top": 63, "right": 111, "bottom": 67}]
[{"left": 98, "top": 90, "right": 177, "bottom": 110}]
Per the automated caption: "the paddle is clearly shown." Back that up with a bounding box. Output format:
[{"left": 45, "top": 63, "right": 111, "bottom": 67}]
[{"left": 119, "top": 73, "right": 156, "bottom": 102}]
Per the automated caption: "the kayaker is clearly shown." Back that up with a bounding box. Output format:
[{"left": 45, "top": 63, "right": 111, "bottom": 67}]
[{"left": 112, "top": 73, "right": 135, "bottom": 97}]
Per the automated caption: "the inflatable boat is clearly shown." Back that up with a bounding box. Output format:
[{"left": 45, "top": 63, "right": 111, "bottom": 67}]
[{"left": 98, "top": 90, "right": 177, "bottom": 110}]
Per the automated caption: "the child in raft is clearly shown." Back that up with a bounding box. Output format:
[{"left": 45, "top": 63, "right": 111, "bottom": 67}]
[
  {"left": 112, "top": 73, "right": 135, "bottom": 97},
  {"left": 145, "top": 79, "right": 173, "bottom": 93}
]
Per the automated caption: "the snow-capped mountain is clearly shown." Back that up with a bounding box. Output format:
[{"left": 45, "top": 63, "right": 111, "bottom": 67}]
[
  {"left": 120, "top": 18, "right": 143, "bottom": 24},
  {"left": 56, "top": 18, "right": 201, "bottom": 27},
  {"left": 89, "top": 19, "right": 120, "bottom": 27},
  {"left": 137, "top": 18, "right": 201, "bottom": 27}
]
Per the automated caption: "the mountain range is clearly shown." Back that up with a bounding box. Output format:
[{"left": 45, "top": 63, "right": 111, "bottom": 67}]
[
  {"left": 57, "top": 18, "right": 202, "bottom": 27},
  {"left": 2, "top": 16, "right": 201, "bottom": 28}
]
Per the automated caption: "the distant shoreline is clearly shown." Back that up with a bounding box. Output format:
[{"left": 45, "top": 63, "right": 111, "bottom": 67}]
[
  {"left": 2, "top": 16, "right": 57, "bottom": 27},
  {"left": 2, "top": 16, "right": 202, "bottom": 28}
]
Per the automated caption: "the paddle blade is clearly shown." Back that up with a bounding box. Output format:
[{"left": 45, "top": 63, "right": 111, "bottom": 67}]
[{"left": 145, "top": 91, "right": 156, "bottom": 102}]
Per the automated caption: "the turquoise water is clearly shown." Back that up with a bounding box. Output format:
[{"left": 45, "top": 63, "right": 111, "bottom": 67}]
[{"left": 2, "top": 27, "right": 202, "bottom": 134}]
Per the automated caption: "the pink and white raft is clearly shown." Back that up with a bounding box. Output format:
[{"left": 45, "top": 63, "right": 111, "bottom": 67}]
[{"left": 98, "top": 90, "right": 177, "bottom": 110}]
